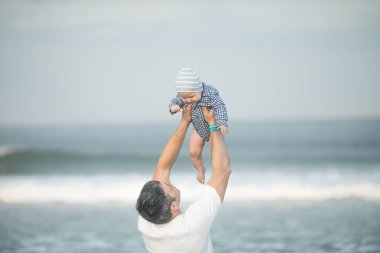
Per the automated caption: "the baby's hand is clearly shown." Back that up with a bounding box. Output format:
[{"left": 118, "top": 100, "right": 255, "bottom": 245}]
[
  {"left": 170, "top": 105, "right": 181, "bottom": 113},
  {"left": 220, "top": 125, "right": 228, "bottom": 135}
]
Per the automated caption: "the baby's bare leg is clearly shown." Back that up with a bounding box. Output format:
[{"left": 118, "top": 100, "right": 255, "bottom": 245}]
[{"left": 189, "top": 129, "right": 206, "bottom": 184}]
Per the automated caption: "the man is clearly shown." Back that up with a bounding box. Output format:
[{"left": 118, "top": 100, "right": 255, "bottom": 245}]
[{"left": 136, "top": 105, "right": 231, "bottom": 253}]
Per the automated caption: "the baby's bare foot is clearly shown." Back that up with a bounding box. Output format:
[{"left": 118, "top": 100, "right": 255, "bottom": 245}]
[{"left": 196, "top": 170, "right": 205, "bottom": 184}]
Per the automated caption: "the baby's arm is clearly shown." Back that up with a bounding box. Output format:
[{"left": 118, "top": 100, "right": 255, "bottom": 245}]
[{"left": 169, "top": 96, "right": 185, "bottom": 114}]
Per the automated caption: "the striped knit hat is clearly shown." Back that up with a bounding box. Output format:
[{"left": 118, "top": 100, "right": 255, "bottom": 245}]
[{"left": 174, "top": 67, "right": 203, "bottom": 92}]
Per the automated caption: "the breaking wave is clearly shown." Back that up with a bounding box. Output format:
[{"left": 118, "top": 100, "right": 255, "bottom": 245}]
[{"left": 1, "top": 172, "right": 380, "bottom": 203}]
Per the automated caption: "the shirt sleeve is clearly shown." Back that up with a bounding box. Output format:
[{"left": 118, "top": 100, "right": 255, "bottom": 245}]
[
  {"left": 168, "top": 96, "right": 185, "bottom": 114},
  {"left": 211, "top": 96, "right": 228, "bottom": 127},
  {"left": 202, "top": 84, "right": 228, "bottom": 127},
  {"left": 183, "top": 185, "right": 222, "bottom": 232}
]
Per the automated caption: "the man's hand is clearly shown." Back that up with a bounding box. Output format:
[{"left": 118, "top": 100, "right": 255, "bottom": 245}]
[
  {"left": 202, "top": 107, "right": 216, "bottom": 125},
  {"left": 182, "top": 104, "right": 192, "bottom": 123},
  {"left": 170, "top": 105, "right": 181, "bottom": 113}
]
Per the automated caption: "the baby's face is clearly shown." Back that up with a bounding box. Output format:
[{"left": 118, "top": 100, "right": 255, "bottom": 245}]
[{"left": 178, "top": 92, "right": 202, "bottom": 104}]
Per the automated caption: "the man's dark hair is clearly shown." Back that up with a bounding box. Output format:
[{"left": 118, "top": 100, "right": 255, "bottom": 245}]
[{"left": 136, "top": 180, "right": 175, "bottom": 224}]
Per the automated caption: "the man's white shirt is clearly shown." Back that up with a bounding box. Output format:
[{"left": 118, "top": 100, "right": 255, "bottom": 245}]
[{"left": 138, "top": 184, "right": 221, "bottom": 253}]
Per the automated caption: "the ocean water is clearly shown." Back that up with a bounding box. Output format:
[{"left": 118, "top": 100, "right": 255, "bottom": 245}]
[{"left": 1, "top": 120, "right": 380, "bottom": 252}]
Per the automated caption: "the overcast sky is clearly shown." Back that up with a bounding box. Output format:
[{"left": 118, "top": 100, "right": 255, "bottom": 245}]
[{"left": 1, "top": 0, "right": 379, "bottom": 126}]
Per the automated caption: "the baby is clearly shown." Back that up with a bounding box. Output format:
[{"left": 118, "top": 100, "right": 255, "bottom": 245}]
[{"left": 169, "top": 67, "right": 229, "bottom": 183}]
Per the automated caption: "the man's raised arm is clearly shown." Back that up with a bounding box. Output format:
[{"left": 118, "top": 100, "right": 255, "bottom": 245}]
[
  {"left": 153, "top": 105, "right": 192, "bottom": 183},
  {"left": 203, "top": 107, "right": 231, "bottom": 201}
]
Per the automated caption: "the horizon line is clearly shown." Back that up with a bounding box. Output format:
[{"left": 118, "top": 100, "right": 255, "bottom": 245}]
[{"left": 1, "top": 116, "right": 380, "bottom": 129}]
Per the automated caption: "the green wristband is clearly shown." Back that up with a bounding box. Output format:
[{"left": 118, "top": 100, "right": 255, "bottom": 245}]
[{"left": 209, "top": 124, "right": 218, "bottom": 132}]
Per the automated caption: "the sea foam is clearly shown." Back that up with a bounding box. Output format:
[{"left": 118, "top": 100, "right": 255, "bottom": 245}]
[
  {"left": 0, "top": 146, "right": 15, "bottom": 158},
  {"left": 1, "top": 172, "right": 380, "bottom": 203}
]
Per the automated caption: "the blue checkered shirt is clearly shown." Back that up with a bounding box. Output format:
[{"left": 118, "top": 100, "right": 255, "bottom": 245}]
[{"left": 169, "top": 83, "right": 228, "bottom": 142}]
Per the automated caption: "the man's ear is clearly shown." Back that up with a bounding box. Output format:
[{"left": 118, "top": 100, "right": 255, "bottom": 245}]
[{"left": 170, "top": 201, "right": 179, "bottom": 213}]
